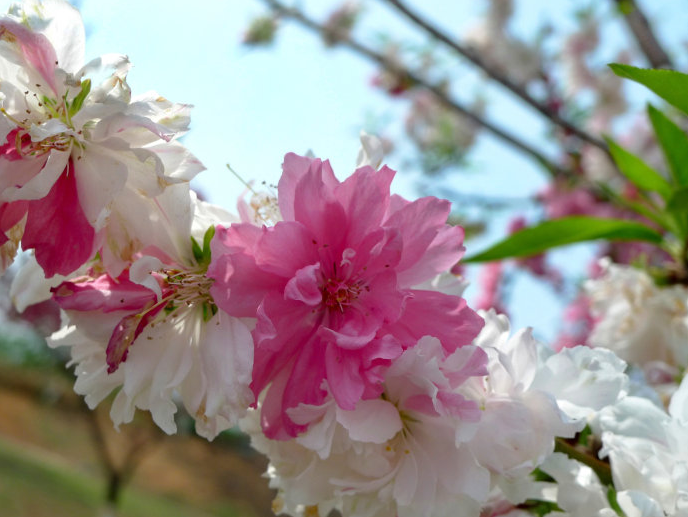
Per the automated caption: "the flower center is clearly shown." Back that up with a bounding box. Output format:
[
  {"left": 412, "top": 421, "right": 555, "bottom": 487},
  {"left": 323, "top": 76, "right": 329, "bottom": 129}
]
[
  {"left": 322, "top": 277, "right": 362, "bottom": 312},
  {"left": 160, "top": 267, "right": 217, "bottom": 321}
]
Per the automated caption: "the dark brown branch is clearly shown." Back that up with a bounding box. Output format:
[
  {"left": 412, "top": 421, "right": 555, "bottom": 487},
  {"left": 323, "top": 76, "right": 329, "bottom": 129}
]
[
  {"left": 261, "top": 0, "right": 570, "bottom": 177},
  {"left": 383, "top": 0, "right": 609, "bottom": 153},
  {"left": 613, "top": 0, "right": 672, "bottom": 69}
]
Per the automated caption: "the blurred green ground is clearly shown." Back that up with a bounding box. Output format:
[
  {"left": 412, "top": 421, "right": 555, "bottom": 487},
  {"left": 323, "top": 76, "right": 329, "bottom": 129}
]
[
  {"left": 0, "top": 436, "right": 246, "bottom": 517},
  {"left": 0, "top": 356, "right": 274, "bottom": 517}
]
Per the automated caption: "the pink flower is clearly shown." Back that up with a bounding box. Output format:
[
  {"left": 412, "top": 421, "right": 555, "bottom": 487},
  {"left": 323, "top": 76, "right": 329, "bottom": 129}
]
[{"left": 209, "top": 153, "right": 484, "bottom": 439}]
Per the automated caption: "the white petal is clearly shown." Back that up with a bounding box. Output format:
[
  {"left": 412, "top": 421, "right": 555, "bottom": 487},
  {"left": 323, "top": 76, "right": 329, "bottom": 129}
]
[
  {"left": 73, "top": 144, "right": 128, "bottom": 225},
  {"left": 337, "top": 399, "right": 402, "bottom": 444},
  {"left": 129, "top": 255, "right": 163, "bottom": 299}
]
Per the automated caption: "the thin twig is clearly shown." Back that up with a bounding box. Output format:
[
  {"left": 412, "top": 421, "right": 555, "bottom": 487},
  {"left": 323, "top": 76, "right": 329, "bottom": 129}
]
[
  {"left": 612, "top": 0, "right": 672, "bottom": 69},
  {"left": 555, "top": 437, "right": 613, "bottom": 486},
  {"left": 383, "top": 0, "right": 610, "bottom": 154},
  {"left": 261, "top": 0, "right": 570, "bottom": 177}
]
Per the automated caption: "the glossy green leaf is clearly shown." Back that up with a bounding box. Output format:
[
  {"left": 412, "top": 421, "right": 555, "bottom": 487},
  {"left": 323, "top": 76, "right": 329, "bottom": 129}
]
[
  {"left": 605, "top": 137, "right": 672, "bottom": 200},
  {"left": 609, "top": 64, "right": 688, "bottom": 116},
  {"left": 463, "top": 216, "right": 663, "bottom": 263},
  {"left": 648, "top": 104, "right": 688, "bottom": 186}
]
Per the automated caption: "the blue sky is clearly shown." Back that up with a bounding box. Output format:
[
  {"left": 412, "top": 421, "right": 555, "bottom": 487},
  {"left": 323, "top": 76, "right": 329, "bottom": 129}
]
[{"left": 3, "top": 0, "right": 684, "bottom": 340}]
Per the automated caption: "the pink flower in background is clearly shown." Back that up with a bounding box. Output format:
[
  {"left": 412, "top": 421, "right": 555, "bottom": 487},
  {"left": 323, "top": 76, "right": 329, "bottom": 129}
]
[
  {"left": 508, "top": 216, "right": 563, "bottom": 290},
  {"left": 474, "top": 261, "right": 507, "bottom": 315},
  {"left": 210, "top": 153, "right": 484, "bottom": 439}
]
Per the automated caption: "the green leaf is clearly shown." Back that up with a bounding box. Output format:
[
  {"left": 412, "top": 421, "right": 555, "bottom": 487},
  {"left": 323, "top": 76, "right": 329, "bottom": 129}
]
[
  {"left": 609, "top": 64, "right": 688, "bottom": 116},
  {"left": 463, "top": 216, "right": 663, "bottom": 263},
  {"left": 190, "top": 236, "right": 203, "bottom": 263},
  {"left": 595, "top": 181, "right": 671, "bottom": 232},
  {"left": 605, "top": 137, "right": 672, "bottom": 200},
  {"left": 667, "top": 186, "right": 688, "bottom": 212},
  {"left": 68, "top": 79, "right": 91, "bottom": 117},
  {"left": 648, "top": 104, "right": 688, "bottom": 186}
]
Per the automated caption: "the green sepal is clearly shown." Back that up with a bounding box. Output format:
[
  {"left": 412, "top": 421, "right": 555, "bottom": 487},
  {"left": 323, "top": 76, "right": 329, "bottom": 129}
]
[
  {"left": 68, "top": 79, "right": 91, "bottom": 117},
  {"left": 202, "top": 225, "right": 216, "bottom": 264},
  {"left": 191, "top": 236, "right": 204, "bottom": 263},
  {"left": 202, "top": 302, "right": 218, "bottom": 322}
]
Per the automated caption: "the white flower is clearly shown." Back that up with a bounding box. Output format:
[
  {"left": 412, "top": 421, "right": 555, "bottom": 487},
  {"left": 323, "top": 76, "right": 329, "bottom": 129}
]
[
  {"left": 466, "top": 310, "right": 627, "bottom": 479},
  {"left": 50, "top": 306, "right": 253, "bottom": 440},
  {"left": 585, "top": 259, "right": 688, "bottom": 368},
  {"left": 355, "top": 131, "right": 385, "bottom": 170},
  {"left": 46, "top": 195, "right": 253, "bottom": 440},
  {"left": 0, "top": 0, "right": 203, "bottom": 276}
]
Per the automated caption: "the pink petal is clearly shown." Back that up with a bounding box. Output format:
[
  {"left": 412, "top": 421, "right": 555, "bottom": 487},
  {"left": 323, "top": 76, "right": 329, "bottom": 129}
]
[
  {"left": 390, "top": 290, "right": 485, "bottom": 353},
  {"left": 0, "top": 20, "right": 58, "bottom": 94},
  {"left": 325, "top": 344, "right": 365, "bottom": 410},
  {"left": 22, "top": 161, "right": 95, "bottom": 277},
  {"left": 0, "top": 200, "right": 28, "bottom": 245},
  {"left": 335, "top": 165, "right": 395, "bottom": 245},
  {"left": 255, "top": 221, "right": 319, "bottom": 277},
  {"left": 278, "top": 153, "right": 338, "bottom": 221},
  {"left": 105, "top": 302, "right": 164, "bottom": 373},
  {"left": 260, "top": 367, "right": 308, "bottom": 439},
  {"left": 209, "top": 251, "right": 284, "bottom": 317},
  {"left": 251, "top": 294, "right": 319, "bottom": 398},
  {"left": 284, "top": 263, "right": 322, "bottom": 306},
  {"left": 51, "top": 273, "right": 157, "bottom": 313},
  {"left": 292, "top": 163, "right": 348, "bottom": 250},
  {"left": 384, "top": 196, "right": 465, "bottom": 287}
]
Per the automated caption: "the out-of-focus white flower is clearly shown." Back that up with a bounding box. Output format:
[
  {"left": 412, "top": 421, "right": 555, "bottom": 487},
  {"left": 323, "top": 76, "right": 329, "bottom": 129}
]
[
  {"left": 585, "top": 258, "right": 688, "bottom": 369},
  {"left": 463, "top": 0, "right": 542, "bottom": 86},
  {"left": 355, "top": 130, "right": 385, "bottom": 170}
]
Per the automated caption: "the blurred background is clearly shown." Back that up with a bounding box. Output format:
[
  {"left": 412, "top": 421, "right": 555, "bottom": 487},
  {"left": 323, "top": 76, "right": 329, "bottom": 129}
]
[{"left": 0, "top": 0, "right": 685, "bottom": 515}]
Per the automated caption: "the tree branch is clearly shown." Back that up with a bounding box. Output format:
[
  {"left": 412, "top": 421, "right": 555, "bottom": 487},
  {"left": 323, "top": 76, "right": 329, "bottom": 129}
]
[
  {"left": 382, "top": 0, "right": 610, "bottom": 153},
  {"left": 613, "top": 0, "right": 672, "bottom": 69},
  {"left": 261, "top": 0, "right": 571, "bottom": 177}
]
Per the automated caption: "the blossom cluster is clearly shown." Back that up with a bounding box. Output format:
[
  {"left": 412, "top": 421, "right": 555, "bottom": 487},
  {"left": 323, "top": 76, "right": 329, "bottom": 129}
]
[{"left": 2, "top": 2, "right": 687, "bottom": 517}]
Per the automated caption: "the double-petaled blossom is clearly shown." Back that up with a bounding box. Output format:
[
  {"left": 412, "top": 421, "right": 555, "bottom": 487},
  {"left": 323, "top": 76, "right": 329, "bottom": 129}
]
[
  {"left": 242, "top": 311, "right": 629, "bottom": 517},
  {"left": 242, "top": 336, "right": 490, "bottom": 517},
  {"left": 209, "top": 152, "right": 484, "bottom": 438},
  {"left": 0, "top": 0, "right": 202, "bottom": 277},
  {"left": 46, "top": 193, "right": 254, "bottom": 439}
]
